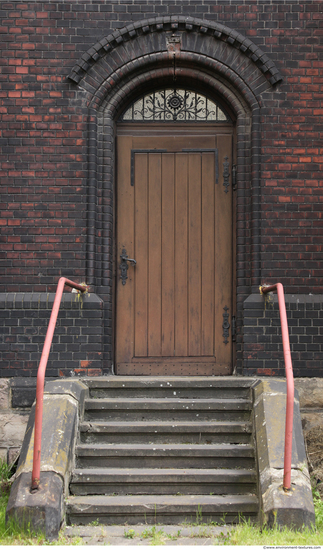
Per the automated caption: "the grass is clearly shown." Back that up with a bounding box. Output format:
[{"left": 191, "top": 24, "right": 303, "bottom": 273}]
[
  {"left": 141, "top": 525, "right": 166, "bottom": 545},
  {"left": 222, "top": 485, "right": 323, "bottom": 546},
  {"left": 124, "top": 525, "right": 185, "bottom": 544},
  {"left": 124, "top": 525, "right": 169, "bottom": 545},
  {"left": 124, "top": 527, "right": 136, "bottom": 538},
  {"left": 225, "top": 520, "right": 323, "bottom": 546}
]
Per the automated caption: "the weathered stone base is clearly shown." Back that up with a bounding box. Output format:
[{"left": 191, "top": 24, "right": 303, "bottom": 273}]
[
  {"left": 6, "top": 380, "right": 88, "bottom": 540},
  {"left": 6, "top": 472, "right": 63, "bottom": 540},
  {"left": 295, "top": 377, "right": 323, "bottom": 433},
  {"left": 261, "top": 469, "right": 315, "bottom": 529},
  {"left": 0, "top": 379, "right": 29, "bottom": 465},
  {"left": 253, "top": 379, "right": 315, "bottom": 529}
]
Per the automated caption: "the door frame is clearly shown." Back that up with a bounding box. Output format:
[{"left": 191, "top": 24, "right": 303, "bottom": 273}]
[{"left": 114, "top": 121, "right": 237, "bottom": 375}]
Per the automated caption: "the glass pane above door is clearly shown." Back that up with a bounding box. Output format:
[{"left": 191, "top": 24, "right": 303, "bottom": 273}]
[{"left": 119, "top": 89, "right": 231, "bottom": 122}]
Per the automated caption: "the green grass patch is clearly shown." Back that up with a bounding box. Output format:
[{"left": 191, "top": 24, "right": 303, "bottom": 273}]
[
  {"left": 141, "top": 525, "right": 166, "bottom": 545},
  {"left": 224, "top": 521, "right": 323, "bottom": 546},
  {"left": 313, "top": 485, "right": 323, "bottom": 531},
  {"left": 222, "top": 486, "right": 323, "bottom": 546}
]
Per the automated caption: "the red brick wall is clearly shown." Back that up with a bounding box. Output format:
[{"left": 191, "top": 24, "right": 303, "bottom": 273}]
[
  {"left": 1, "top": 2, "right": 323, "bottom": 379},
  {"left": 1, "top": 1, "right": 90, "bottom": 292},
  {"left": 260, "top": 2, "right": 323, "bottom": 293},
  {"left": 1, "top": 1, "right": 322, "bottom": 294}
]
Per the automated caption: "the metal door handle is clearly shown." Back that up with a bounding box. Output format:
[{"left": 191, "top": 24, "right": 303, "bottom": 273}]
[{"left": 120, "top": 248, "right": 136, "bottom": 285}]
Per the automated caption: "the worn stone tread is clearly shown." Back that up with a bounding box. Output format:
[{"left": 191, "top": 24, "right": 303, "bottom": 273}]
[
  {"left": 80, "top": 420, "right": 252, "bottom": 433},
  {"left": 76, "top": 443, "right": 254, "bottom": 456},
  {"left": 83, "top": 376, "right": 257, "bottom": 388},
  {"left": 84, "top": 398, "right": 252, "bottom": 410},
  {"left": 70, "top": 466, "right": 257, "bottom": 496},
  {"left": 67, "top": 493, "right": 259, "bottom": 513},
  {"left": 71, "top": 467, "right": 257, "bottom": 483}
]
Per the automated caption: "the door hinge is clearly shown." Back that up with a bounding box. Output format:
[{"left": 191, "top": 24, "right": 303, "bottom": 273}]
[
  {"left": 223, "top": 156, "right": 230, "bottom": 193},
  {"left": 222, "top": 308, "right": 236, "bottom": 344}
]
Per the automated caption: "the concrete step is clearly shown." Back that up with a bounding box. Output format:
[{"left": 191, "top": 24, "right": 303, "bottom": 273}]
[
  {"left": 83, "top": 397, "right": 252, "bottom": 422},
  {"left": 75, "top": 443, "right": 255, "bottom": 469},
  {"left": 85, "top": 376, "right": 256, "bottom": 400},
  {"left": 63, "top": 523, "right": 232, "bottom": 545},
  {"left": 66, "top": 493, "right": 259, "bottom": 525},
  {"left": 73, "top": 377, "right": 258, "bottom": 527},
  {"left": 79, "top": 420, "right": 253, "bottom": 444},
  {"left": 70, "top": 467, "right": 257, "bottom": 496}
]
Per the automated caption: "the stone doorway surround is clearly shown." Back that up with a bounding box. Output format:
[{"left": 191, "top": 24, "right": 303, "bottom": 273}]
[{"left": 68, "top": 16, "right": 282, "bottom": 374}]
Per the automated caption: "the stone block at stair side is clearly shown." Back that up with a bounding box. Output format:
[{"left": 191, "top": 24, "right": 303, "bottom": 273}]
[{"left": 6, "top": 472, "right": 63, "bottom": 541}]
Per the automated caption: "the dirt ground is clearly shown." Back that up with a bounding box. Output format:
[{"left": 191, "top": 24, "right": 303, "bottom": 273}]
[{"left": 304, "top": 425, "right": 323, "bottom": 497}]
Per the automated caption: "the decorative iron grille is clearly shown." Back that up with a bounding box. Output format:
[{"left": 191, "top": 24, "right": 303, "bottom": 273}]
[{"left": 119, "top": 89, "right": 230, "bottom": 122}]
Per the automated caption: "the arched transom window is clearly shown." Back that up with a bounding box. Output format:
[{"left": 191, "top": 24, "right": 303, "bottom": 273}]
[{"left": 119, "top": 88, "right": 231, "bottom": 122}]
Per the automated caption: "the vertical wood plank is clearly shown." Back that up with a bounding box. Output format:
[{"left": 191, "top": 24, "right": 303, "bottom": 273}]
[
  {"left": 148, "top": 153, "right": 162, "bottom": 356},
  {"left": 188, "top": 153, "right": 202, "bottom": 357},
  {"left": 134, "top": 153, "right": 148, "bottom": 357},
  {"left": 115, "top": 136, "right": 135, "bottom": 366},
  {"left": 161, "top": 153, "right": 175, "bottom": 356},
  {"left": 201, "top": 152, "right": 215, "bottom": 356},
  {"left": 174, "top": 153, "right": 188, "bottom": 356}
]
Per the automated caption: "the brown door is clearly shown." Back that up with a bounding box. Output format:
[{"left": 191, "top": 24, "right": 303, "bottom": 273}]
[{"left": 115, "top": 132, "right": 234, "bottom": 375}]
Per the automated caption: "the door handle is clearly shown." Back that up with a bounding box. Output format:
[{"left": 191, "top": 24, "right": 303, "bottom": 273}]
[{"left": 120, "top": 248, "right": 136, "bottom": 285}]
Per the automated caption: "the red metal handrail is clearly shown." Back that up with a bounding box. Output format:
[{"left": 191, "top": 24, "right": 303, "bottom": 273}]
[
  {"left": 260, "top": 283, "right": 294, "bottom": 491},
  {"left": 31, "top": 277, "right": 88, "bottom": 491}
]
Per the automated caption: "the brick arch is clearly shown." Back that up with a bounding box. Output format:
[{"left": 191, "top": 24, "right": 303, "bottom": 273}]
[
  {"left": 68, "top": 15, "right": 282, "bottom": 88},
  {"left": 69, "top": 17, "right": 280, "bottom": 115},
  {"left": 94, "top": 51, "right": 257, "bottom": 117}
]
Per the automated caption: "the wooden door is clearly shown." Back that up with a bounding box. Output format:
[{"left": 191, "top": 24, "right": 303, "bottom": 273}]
[{"left": 115, "top": 132, "right": 234, "bottom": 375}]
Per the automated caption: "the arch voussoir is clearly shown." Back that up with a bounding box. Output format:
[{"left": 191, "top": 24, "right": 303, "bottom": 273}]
[{"left": 69, "top": 16, "right": 282, "bottom": 88}]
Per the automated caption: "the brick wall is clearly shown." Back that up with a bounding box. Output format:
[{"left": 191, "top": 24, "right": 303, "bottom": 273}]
[
  {"left": 243, "top": 294, "right": 323, "bottom": 377},
  {"left": 1, "top": 0, "right": 322, "bottom": 293},
  {"left": 0, "top": 292, "right": 104, "bottom": 377},
  {"left": 257, "top": 1, "right": 323, "bottom": 294},
  {"left": 1, "top": 1, "right": 323, "bottom": 377}
]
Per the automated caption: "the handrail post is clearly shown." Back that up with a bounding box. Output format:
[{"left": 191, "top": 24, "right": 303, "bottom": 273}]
[
  {"left": 260, "top": 283, "right": 294, "bottom": 491},
  {"left": 31, "top": 277, "right": 88, "bottom": 492}
]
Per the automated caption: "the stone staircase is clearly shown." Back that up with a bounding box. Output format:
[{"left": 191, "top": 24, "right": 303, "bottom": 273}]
[{"left": 66, "top": 377, "right": 259, "bottom": 525}]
